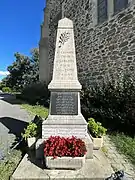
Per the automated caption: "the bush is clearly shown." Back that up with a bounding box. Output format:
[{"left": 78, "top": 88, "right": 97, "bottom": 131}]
[
  {"left": 44, "top": 136, "right": 87, "bottom": 158},
  {"left": 21, "top": 122, "right": 38, "bottom": 140},
  {"left": 0, "top": 79, "right": 8, "bottom": 91},
  {"left": 0, "top": 83, "right": 5, "bottom": 90},
  {"left": 2, "top": 87, "right": 12, "bottom": 93},
  {"left": 81, "top": 74, "right": 135, "bottom": 135},
  {"left": 88, "top": 118, "right": 107, "bottom": 138},
  {"left": 19, "top": 82, "right": 49, "bottom": 105}
]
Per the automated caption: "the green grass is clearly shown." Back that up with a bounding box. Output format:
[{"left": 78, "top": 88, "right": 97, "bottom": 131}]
[
  {"left": 0, "top": 150, "right": 22, "bottom": 180},
  {"left": 101, "top": 145, "right": 108, "bottom": 155},
  {"left": 109, "top": 133, "right": 135, "bottom": 165},
  {"left": 21, "top": 104, "right": 49, "bottom": 119}
]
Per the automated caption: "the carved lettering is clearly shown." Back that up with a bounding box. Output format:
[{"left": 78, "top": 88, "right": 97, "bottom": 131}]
[
  {"left": 55, "top": 50, "right": 75, "bottom": 80},
  {"left": 50, "top": 92, "right": 78, "bottom": 115}
]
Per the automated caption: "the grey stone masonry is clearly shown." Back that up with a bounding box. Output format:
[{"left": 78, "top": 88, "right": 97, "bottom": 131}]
[{"left": 40, "top": 0, "right": 135, "bottom": 86}]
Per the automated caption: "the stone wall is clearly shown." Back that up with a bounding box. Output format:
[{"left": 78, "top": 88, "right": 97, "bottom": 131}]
[
  {"left": 46, "top": 0, "right": 62, "bottom": 83},
  {"left": 46, "top": 0, "right": 135, "bottom": 86}
]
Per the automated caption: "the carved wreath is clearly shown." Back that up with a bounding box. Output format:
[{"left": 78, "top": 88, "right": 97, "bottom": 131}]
[{"left": 58, "top": 32, "right": 70, "bottom": 48}]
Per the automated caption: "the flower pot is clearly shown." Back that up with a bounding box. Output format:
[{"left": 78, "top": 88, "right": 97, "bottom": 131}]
[
  {"left": 90, "top": 135, "right": 103, "bottom": 150},
  {"left": 27, "top": 137, "right": 36, "bottom": 149},
  {"left": 45, "top": 155, "right": 86, "bottom": 169}
]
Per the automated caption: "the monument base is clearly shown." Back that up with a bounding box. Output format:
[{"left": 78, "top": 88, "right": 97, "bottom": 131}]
[
  {"left": 12, "top": 150, "right": 114, "bottom": 180},
  {"left": 36, "top": 114, "right": 93, "bottom": 160},
  {"left": 36, "top": 133, "right": 93, "bottom": 160},
  {"left": 45, "top": 155, "right": 86, "bottom": 170},
  {"left": 42, "top": 114, "right": 88, "bottom": 139}
]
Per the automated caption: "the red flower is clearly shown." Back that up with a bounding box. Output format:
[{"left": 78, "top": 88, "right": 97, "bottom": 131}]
[{"left": 43, "top": 136, "right": 87, "bottom": 158}]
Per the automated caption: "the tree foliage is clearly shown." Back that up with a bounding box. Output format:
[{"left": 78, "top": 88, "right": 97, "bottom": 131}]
[{"left": 3, "top": 48, "right": 39, "bottom": 91}]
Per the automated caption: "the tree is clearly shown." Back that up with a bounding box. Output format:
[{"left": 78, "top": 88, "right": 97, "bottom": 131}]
[
  {"left": 0, "top": 77, "right": 7, "bottom": 90},
  {"left": 4, "top": 48, "right": 39, "bottom": 91}
]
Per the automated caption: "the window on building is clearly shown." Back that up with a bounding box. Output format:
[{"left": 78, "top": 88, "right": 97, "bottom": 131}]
[
  {"left": 114, "top": 0, "right": 128, "bottom": 14},
  {"left": 97, "top": 0, "right": 108, "bottom": 24}
]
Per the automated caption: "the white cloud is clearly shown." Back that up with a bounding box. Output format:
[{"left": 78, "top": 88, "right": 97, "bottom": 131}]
[{"left": 0, "top": 71, "right": 10, "bottom": 76}]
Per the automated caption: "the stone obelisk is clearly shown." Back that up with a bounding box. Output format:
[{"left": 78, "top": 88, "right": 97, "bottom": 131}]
[{"left": 42, "top": 18, "right": 93, "bottom": 159}]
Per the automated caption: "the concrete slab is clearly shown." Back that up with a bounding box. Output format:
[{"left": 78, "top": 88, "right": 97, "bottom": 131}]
[{"left": 11, "top": 150, "right": 114, "bottom": 180}]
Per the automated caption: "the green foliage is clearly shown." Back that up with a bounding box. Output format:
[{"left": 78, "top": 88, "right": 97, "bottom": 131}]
[
  {"left": 101, "top": 145, "right": 108, "bottom": 154},
  {"left": 21, "top": 104, "right": 48, "bottom": 119},
  {"left": 21, "top": 122, "right": 38, "bottom": 140},
  {"left": 2, "top": 87, "right": 12, "bottom": 93},
  {"left": 3, "top": 48, "right": 39, "bottom": 91},
  {"left": 0, "top": 79, "right": 7, "bottom": 90},
  {"left": 88, "top": 118, "right": 107, "bottom": 138},
  {"left": 20, "top": 82, "right": 49, "bottom": 105},
  {"left": 81, "top": 74, "right": 135, "bottom": 135},
  {"left": 0, "top": 150, "right": 22, "bottom": 180},
  {"left": 109, "top": 133, "right": 135, "bottom": 165}
]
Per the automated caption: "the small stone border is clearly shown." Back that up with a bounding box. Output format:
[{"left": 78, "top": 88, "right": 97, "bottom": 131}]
[{"left": 102, "top": 135, "right": 135, "bottom": 179}]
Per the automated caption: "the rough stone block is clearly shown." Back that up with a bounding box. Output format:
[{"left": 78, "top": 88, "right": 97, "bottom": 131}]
[
  {"left": 45, "top": 156, "right": 85, "bottom": 170},
  {"left": 42, "top": 115, "right": 88, "bottom": 139},
  {"left": 82, "top": 133, "right": 93, "bottom": 159}
]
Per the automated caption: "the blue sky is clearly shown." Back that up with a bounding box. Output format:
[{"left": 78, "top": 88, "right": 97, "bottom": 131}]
[{"left": 0, "top": 0, "right": 46, "bottom": 80}]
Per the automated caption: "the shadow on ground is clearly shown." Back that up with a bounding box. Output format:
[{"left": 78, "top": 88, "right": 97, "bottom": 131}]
[
  {"left": 0, "top": 93, "right": 24, "bottom": 105},
  {"left": 0, "top": 117, "right": 28, "bottom": 137},
  {"left": 27, "top": 150, "right": 46, "bottom": 169}
]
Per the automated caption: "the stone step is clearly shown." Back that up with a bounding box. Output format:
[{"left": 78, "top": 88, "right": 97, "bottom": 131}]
[{"left": 11, "top": 150, "right": 114, "bottom": 180}]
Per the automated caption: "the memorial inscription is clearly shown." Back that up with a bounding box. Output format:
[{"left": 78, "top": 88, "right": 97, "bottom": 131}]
[
  {"left": 50, "top": 92, "right": 78, "bottom": 115},
  {"left": 54, "top": 50, "right": 75, "bottom": 80}
]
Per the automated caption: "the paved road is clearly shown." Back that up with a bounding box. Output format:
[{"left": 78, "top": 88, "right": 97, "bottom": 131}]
[{"left": 0, "top": 94, "right": 32, "bottom": 159}]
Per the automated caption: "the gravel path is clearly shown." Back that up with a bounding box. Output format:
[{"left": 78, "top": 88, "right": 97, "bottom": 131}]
[
  {"left": 0, "top": 94, "right": 32, "bottom": 160},
  {"left": 103, "top": 135, "right": 135, "bottom": 179}
]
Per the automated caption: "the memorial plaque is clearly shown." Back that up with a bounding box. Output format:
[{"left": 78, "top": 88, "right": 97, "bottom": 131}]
[{"left": 50, "top": 92, "right": 78, "bottom": 115}]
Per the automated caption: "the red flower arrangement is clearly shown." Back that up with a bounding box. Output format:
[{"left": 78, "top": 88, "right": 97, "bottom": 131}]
[{"left": 44, "top": 136, "right": 87, "bottom": 158}]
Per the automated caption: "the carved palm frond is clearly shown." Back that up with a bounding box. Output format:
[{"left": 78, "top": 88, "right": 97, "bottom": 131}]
[{"left": 58, "top": 32, "right": 70, "bottom": 48}]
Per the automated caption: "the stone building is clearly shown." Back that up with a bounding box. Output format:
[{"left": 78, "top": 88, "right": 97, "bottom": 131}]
[{"left": 39, "top": 0, "right": 135, "bottom": 86}]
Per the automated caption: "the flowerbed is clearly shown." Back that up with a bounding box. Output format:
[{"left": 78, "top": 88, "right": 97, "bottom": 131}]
[
  {"left": 44, "top": 136, "right": 87, "bottom": 169},
  {"left": 44, "top": 136, "right": 87, "bottom": 158}
]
